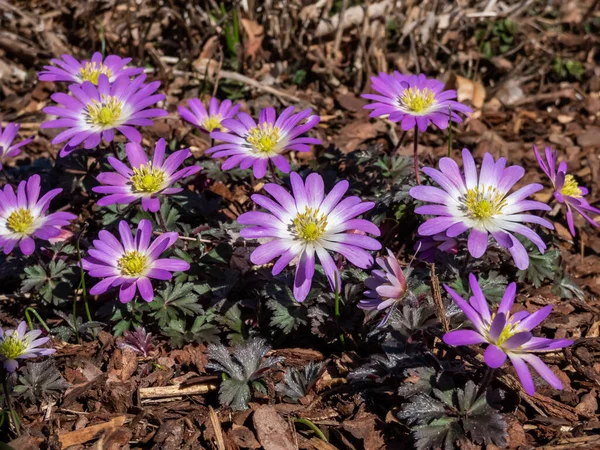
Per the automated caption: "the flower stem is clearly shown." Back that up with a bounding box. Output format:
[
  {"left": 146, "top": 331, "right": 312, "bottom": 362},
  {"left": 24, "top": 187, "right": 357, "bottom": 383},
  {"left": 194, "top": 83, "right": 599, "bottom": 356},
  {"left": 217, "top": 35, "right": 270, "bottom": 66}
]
[
  {"left": 447, "top": 104, "right": 453, "bottom": 157},
  {"left": 333, "top": 273, "right": 345, "bottom": 345},
  {"left": 158, "top": 207, "right": 169, "bottom": 232},
  {"left": 76, "top": 224, "right": 93, "bottom": 325},
  {"left": 294, "top": 418, "right": 328, "bottom": 442},
  {"left": 268, "top": 160, "right": 279, "bottom": 184},
  {"left": 476, "top": 367, "right": 496, "bottom": 399},
  {"left": 24, "top": 307, "right": 50, "bottom": 333},
  {"left": 413, "top": 125, "right": 420, "bottom": 184},
  {"left": 392, "top": 130, "right": 408, "bottom": 154},
  {"left": 1, "top": 365, "right": 20, "bottom": 436}
]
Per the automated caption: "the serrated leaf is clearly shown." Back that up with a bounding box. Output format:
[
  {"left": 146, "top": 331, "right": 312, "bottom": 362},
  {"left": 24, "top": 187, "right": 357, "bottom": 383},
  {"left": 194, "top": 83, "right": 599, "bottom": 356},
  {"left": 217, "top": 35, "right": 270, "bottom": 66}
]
[
  {"left": 15, "top": 360, "right": 69, "bottom": 402},
  {"left": 517, "top": 246, "right": 560, "bottom": 288},
  {"left": 413, "top": 417, "right": 460, "bottom": 450},
  {"left": 449, "top": 271, "right": 508, "bottom": 304},
  {"left": 552, "top": 273, "right": 584, "bottom": 300},
  {"left": 265, "top": 284, "right": 307, "bottom": 333},
  {"left": 149, "top": 282, "right": 204, "bottom": 328},
  {"left": 397, "top": 393, "right": 447, "bottom": 425}
]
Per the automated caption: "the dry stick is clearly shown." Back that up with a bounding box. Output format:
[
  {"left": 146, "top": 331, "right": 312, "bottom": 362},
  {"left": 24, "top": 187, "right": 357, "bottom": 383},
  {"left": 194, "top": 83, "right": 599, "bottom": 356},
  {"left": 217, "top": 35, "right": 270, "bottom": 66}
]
[
  {"left": 413, "top": 125, "right": 420, "bottom": 184},
  {"left": 332, "top": 0, "right": 349, "bottom": 58},
  {"left": 430, "top": 263, "right": 449, "bottom": 333}
]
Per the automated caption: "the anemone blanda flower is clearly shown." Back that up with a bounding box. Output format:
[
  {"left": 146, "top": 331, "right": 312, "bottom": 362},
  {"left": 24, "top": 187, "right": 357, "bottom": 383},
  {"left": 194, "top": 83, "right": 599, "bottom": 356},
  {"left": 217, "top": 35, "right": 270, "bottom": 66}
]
[
  {"left": 41, "top": 74, "right": 167, "bottom": 157},
  {"left": 238, "top": 172, "right": 381, "bottom": 302},
  {"left": 93, "top": 139, "right": 201, "bottom": 212},
  {"left": 82, "top": 219, "right": 189, "bottom": 303},
  {"left": 415, "top": 232, "right": 459, "bottom": 263},
  {"left": 0, "top": 122, "right": 34, "bottom": 171},
  {"left": 359, "top": 248, "right": 410, "bottom": 326},
  {"left": 533, "top": 145, "right": 600, "bottom": 236},
  {"left": 38, "top": 52, "right": 143, "bottom": 85},
  {"left": 362, "top": 72, "right": 472, "bottom": 132},
  {"left": 207, "top": 106, "right": 321, "bottom": 178},
  {"left": 410, "top": 149, "right": 553, "bottom": 270},
  {"left": 443, "top": 274, "right": 573, "bottom": 396},
  {"left": 0, "top": 321, "right": 55, "bottom": 372},
  {"left": 178, "top": 97, "right": 240, "bottom": 134},
  {"left": 0, "top": 175, "right": 76, "bottom": 255}
]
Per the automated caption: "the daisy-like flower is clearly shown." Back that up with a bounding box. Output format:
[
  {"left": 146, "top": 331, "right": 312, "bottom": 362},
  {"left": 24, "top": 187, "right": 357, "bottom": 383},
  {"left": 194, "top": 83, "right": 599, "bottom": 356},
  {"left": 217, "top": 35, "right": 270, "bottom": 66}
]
[
  {"left": 93, "top": 139, "right": 201, "bottom": 212},
  {"left": 359, "top": 248, "right": 410, "bottom": 326},
  {"left": 533, "top": 145, "right": 600, "bottom": 236},
  {"left": 443, "top": 274, "right": 573, "bottom": 396},
  {"left": 82, "top": 219, "right": 190, "bottom": 303},
  {"left": 0, "top": 122, "right": 34, "bottom": 170},
  {"left": 410, "top": 149, "right": 553, "bottom": 270},
  {"left": 0, "top": 175, "right": 76, "bottom": 255},
  {"left": 39, "top": 52, "right": 143, "bottom": 85},
  {"left": 0, "top": 321, "right": 55, "bottom": 372},
  {"left": 238, "top": 172, "right": 381, "bottom": 302},
  {"left": 207, "top": 106, "right": 321, "bottom": 178},
  {"left": 362, "top": 72, "right": 472, "bottom": 132},
  {"left": 41, "top": 74, "right": 167, "bottom": 157},
  {"left": 178, "top": 97, "right": 240, "bottom": 134}
]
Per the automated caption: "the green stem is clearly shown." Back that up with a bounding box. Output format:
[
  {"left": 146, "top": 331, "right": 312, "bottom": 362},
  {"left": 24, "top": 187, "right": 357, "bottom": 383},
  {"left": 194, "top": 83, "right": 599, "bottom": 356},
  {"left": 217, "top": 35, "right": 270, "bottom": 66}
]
[
  {"left": 333, "top": 273, "right": 345, "bottom": 345},
  {"left": 158, "top": 207, "right": 169, "bottom": 232},
  {"left": 76, "top": 225, "right": 91, "bottom": 324},
  {"left": 294, "top": 418, "right": 327, "bottom": 442},
  {"left": 24, "top": 308, "right": 50, "bottom": 333},
  {"left": 1, "top": 366, "right": 20, "bottom": 436}
]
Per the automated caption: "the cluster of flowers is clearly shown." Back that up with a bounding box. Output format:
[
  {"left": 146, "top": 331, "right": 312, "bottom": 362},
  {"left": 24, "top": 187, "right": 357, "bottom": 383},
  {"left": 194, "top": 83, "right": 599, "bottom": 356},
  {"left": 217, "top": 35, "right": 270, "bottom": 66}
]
[{"left": 0, "top": 54, "right": 593, "bottom": 396}]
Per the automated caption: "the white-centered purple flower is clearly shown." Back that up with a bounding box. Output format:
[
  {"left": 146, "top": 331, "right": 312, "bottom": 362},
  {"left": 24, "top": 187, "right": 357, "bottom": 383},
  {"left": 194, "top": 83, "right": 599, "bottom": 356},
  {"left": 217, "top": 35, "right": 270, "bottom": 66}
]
[
  {"left": 207, "top": 106, "right": 321, "bottom": 178},
  {"left": 410, "top": 149, "right": 554, "bottom": 270},
  {"left": 238, "top": 172, "right": 381, "bottom": 302},
  {"left": 0, "top": 122, "right": 34, "bottom": 170},
  {"left": 0, "top": 175, "right": 76, "bottom": 255},
  {"left": 41, "top": 74, "right": 167, "bottom": 157},
  {"left": 178, "top": 97, "right": 240, "bottom": 134},
  {"left": 93, "top": 139, "right": 201, "bottom": 212},
  {"left": 533, "top": 145, "right": 600, "bottom": 236},
  {"left": 82, "top": 219, "right": 190, "bottom": 303},
  {"left": 38, "top": 52, "right": 143, "bottom": 85},
  {"left": 0, "top": 321, "right": 55, "bottom": 372},
  {"left": 443, "top": 274, "right": 573, "bottom": 396},
  {"left": 362, "top": 72, "right": 472, "bottom": 131},
  {"left": 359, "top": 248, "right": 409, "bottom": 326}
]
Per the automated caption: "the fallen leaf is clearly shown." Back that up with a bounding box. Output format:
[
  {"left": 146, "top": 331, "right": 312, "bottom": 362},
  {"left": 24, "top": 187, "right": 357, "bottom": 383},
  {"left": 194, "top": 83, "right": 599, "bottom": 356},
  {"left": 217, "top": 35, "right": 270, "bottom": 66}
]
[
  {"left": 454, "top": 75, "right": 486, "bottom": 109},
  {"left": 253, "top": 405, "right": 295, "bottom": 450}
]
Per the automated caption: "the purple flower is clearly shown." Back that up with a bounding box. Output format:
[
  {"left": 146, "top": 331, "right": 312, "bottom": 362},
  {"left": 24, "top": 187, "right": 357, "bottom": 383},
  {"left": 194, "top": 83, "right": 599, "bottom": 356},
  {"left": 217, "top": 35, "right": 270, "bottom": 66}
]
[
  {"left": 410, "top": 149, "right": 553, "bottom": 270},
  {"left": 0, "top": 175, "right": 76, "bottom": 255},
  {"left": 362, "top": 72, "right": 472, "bottom": 132},
  {"left": 359, "top": 248, "right": 408, "bottom": 326},
  {"left": 178, "top": 97, "right": 240, "bottom": 134},
  {"left": 39, "top": 52, "right": 143, "bottom": 85},
  {"left": 41, "top": 74, "right": 167, "bottom": 157},
  {"left": 533, "top": 145, "right": 600, "bottom": 236},
  {"left": 0, "top": 122, "right": 34, "bottom": 170},
  {"left": 82, "top": 219, "right": 190, "bottom": 303},
  {"left": 0, "top": 322, "right": 55, "bottom": 372},
  {"left": 415, "top": 232, "right": 459, "bottom": 263},
  {"left": 443, "top": 274, "right": 573, "bottom": 396},
  {"left": 238, "top": 172, "right": 381, "bottom": 302},
  {"left": 93, "top": 139, "right": 201, "bottom": 212},
  {"left": 207, "top": 106, "right": 321, "bottom": 178}
]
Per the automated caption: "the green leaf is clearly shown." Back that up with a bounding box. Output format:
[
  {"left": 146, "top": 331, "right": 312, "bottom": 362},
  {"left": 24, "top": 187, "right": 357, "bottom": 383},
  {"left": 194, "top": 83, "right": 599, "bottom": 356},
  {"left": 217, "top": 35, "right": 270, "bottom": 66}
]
[
  {"left": 448, "top": 271, "right": 508, "bottom": 304},
  {"left": 265, "top": 283, "right": 307, "bottom": 333},
  {"left": 517, "top": 246, "right": 560, "bottom": 288},
  {"left": 149, "top": 283, "right": 204, "bottom": 328},
  {"left": 552, "top": 273, "right": 584, "bottom": 300},
  {"left": 22, "top": 261, "right": 75, "bottom": 305}
]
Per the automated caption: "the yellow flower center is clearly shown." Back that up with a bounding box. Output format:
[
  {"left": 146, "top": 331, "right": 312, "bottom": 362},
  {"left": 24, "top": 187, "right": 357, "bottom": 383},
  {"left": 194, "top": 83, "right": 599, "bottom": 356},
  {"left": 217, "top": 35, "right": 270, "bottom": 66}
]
[
  {"left": 87, "top": 95, "right": 123, "bottom": 128},
  {"left": 561, "top": 174, "right": 582, "bottom": 198},
  {"left": 247, "top": 123, "right": 281, "bottom": 155},
  {"left": 292, "top": 207, "right": 328, "bottom": 241},
  {"left": 0, "top": 335, "right": 28, "bottom": 360},
  {"left": 464, "top": 187, "right": 506, "bottom": 221},
  {"left": 118, "top": 251, "right": 148, "bottom": 277},
  {"left": 399, "top": 87, "right": 436, "bottom": 113},
  {"left": 7, "top": 208, "right": 34, "bottom": 234},
  {"left": 79, "top": 62, "right": 113, "bottom": 85},
  {"left": 490, "top": 313, "right": 524, "bottom": 347},
  {"left": 202, "top": 115, "right": 224, "bottom": 132},
  {"left": 130, "top": 163, "right": 167, "bottom": 194}
]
